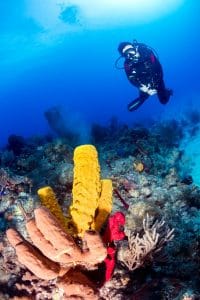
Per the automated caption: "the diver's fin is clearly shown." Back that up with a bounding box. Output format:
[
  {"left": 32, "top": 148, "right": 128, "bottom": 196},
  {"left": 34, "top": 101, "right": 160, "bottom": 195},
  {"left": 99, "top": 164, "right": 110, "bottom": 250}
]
[
  {"left": 158, "top": 88, "right": 173, "bottom": 104},
  {"left": 128, "top": 97, "right": 146, "bottom": 112}
]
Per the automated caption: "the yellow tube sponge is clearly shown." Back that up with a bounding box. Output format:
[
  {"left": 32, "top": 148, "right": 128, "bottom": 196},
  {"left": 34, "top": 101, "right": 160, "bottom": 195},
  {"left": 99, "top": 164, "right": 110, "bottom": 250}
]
[
  {"left": 37, "top": 186, "right": 67, "bottom": 230},
  {"left": 37, "top": 145, "right": 113, "bottom": 236},
  {"left": 69, "top": 145, "right": 102, "bottom": 234},
  {"left": 93, "top": 179, "right": 113, "bottom": 232}
]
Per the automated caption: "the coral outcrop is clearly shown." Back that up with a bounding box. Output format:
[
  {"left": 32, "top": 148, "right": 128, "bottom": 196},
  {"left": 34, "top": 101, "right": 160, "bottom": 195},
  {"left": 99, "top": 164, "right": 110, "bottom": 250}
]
[
  {"left": 2, "top": 118, "right": 200, "bottom": 299},
  {"left": 5, "top": 144, "right": 115, "bottom": 299}
]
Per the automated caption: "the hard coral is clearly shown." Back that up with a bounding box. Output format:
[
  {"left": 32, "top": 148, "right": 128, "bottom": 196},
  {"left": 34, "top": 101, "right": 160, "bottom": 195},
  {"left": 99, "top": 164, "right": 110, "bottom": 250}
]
[{"left": 125, "top": 201, "right": 161, "bottom": 234}]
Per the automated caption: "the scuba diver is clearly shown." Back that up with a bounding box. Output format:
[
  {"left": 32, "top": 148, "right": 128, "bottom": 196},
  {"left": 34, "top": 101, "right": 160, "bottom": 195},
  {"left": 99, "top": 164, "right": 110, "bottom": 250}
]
[{"left": 116, "top": 40, "right": 173, "bottom": 112}]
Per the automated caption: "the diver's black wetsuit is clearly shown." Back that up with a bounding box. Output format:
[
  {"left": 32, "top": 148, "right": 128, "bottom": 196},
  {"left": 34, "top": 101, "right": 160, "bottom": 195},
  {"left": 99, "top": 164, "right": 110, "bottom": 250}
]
[{"left": 121, "top": 42, "right": 172, "bottom": 111}]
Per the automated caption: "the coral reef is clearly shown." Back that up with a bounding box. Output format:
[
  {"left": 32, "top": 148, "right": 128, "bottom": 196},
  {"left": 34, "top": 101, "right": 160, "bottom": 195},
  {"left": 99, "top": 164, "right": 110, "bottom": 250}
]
[
  {"left": 0, "top": 118, "right": 200, "bottom": 299},
  {"left": 118, "top": 214, "right": 174, "bottom": 271},
  {"left": 125, "top": 201, "right": 162, "bottom": 233},
  {"left": 7, "top": 135, "right": 26, "bottom": 156},
  {"left": 3, "top": 144, "right": 114, "bottom": 299},
  {"left": 36, "top": 145, "right": 113, "bottom": 236}
]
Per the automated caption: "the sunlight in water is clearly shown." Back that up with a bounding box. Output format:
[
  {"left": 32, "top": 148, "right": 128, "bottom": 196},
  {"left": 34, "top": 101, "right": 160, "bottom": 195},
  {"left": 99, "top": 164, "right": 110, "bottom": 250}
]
[
  {"left": 75, "top": 0, "right": 185, "bottom": 22},
  {"left": 26, "top": 0, "right": 185, "bottom": 31}
]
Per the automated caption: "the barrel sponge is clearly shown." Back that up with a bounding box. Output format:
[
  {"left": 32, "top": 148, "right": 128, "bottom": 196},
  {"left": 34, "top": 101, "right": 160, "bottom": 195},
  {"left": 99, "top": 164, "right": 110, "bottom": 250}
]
[
  {"left": 70, "top": 145, "right": 102, "bottom": 234},
  {"left": 37, "top": 186, "right": 67, "bottom": 230},
  {"left": 92, "top": 179, "right": 113, "bottom": 231}
]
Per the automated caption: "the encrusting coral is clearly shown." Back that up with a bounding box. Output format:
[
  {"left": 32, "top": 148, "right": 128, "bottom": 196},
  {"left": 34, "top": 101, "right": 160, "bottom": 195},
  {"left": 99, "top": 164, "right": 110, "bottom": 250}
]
[{"left": 125, "top": 201, "right": 161, "bottom": 234}]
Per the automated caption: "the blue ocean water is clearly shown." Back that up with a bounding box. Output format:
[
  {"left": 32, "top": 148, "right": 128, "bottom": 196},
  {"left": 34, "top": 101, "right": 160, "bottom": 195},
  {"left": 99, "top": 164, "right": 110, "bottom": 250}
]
[
  {"left": 0, "top": 0, "right": 200, "bottom": 182},
  {"left": 1, "top": 3, "right": 200, "bottom": 298}
]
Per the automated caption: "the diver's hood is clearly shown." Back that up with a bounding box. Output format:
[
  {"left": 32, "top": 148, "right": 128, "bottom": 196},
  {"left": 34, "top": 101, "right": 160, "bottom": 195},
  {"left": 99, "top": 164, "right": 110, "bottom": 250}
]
[{"left": 118, "top": 42, "right": 134, "bottom": 56}]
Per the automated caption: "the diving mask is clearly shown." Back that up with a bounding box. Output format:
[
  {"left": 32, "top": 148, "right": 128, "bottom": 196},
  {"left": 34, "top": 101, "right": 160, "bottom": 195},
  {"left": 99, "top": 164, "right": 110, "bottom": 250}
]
[{"left": 124, "top": 47, "right": 140, "bottom": 61}]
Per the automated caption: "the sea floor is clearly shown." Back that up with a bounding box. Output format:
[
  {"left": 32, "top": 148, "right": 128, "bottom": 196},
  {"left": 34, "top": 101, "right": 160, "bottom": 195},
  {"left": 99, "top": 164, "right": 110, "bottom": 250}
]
[{"left": 0, "top": 118, "right": 200, "bottom": 299}]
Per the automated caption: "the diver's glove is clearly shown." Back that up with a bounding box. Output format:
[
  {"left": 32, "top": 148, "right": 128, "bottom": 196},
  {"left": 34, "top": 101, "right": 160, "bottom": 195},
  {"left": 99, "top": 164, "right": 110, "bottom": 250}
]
[{"left": 139, "top": 84, "right": 157, "bottom": 96}]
